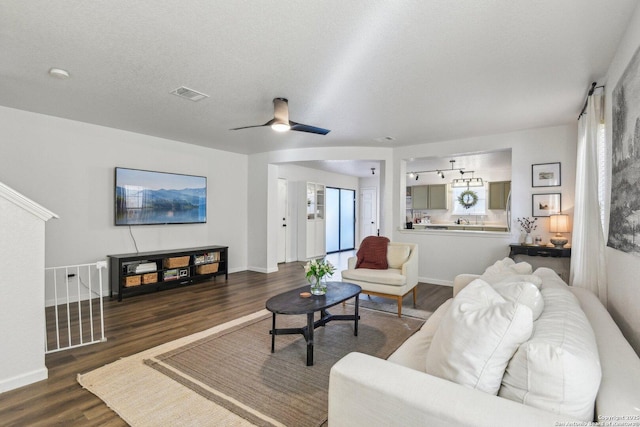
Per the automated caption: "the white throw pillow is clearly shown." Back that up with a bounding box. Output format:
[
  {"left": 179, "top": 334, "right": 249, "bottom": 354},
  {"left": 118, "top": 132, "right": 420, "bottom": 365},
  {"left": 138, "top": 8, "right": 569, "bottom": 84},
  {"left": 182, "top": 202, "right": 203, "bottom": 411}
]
[
  {"left": 499, "top": 287, "right": 601, "bottom": 421},
  {"left": 425, "top": 279, "right": 533, "bottom": 395},
  {"left": 493, "top": 280, "right": 544, "bottom": 320},
  {"left": 386, "top": 245, "right": 410, "bottom": 269}
]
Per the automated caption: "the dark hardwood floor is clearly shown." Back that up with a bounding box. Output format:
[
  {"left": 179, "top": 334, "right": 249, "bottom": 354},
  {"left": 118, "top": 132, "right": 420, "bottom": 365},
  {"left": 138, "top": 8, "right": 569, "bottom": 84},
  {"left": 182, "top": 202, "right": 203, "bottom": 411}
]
[{"left": 0, "top": 261, "right": 452, "bottom": 426}]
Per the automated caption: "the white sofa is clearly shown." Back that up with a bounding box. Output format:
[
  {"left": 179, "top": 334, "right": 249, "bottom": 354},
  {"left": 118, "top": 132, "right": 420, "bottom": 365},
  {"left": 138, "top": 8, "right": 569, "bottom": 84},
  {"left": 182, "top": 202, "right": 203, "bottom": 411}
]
[
  {"left": 329, "top": 267, "right": 640, "bottom": 426},
  {"left": 340, "top": 242, "right": 418, "bottom": 317}
]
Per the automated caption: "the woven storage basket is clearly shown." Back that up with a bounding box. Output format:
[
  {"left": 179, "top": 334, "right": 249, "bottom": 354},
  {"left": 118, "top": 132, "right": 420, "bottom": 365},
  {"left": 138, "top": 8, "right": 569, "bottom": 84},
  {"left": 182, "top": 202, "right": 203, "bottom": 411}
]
[
  {"left": 196, "top": 263, "right": 219, "bottom": 274},
  {"left": 125, "top": 275, "right": 141, "bottom": 287},
  {"left": 141, "top": 272, "right": 158, "bottom": 284},
  {"left": 163, "top": 256, "right": 190, "bottom": 268}
]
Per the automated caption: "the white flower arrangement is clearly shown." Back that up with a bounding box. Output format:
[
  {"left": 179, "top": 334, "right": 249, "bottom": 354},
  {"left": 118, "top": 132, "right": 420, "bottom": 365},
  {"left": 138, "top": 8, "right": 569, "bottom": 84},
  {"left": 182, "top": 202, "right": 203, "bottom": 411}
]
[{"left": 304, "top": 258, "right": 335, "bottom": 282}]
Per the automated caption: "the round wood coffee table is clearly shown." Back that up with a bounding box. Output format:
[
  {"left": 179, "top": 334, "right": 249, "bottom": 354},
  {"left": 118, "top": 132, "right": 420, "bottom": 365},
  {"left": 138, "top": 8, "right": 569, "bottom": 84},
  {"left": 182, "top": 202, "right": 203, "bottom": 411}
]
[{"left": 265, "top": 281, "right": 361, "bottom": 366}]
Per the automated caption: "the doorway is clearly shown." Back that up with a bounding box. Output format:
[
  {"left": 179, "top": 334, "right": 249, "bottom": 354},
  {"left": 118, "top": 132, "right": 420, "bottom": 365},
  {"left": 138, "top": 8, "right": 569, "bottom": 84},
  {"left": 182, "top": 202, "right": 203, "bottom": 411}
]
[{"left": 326, "top": 187, "right": 355, "bottom": 253}]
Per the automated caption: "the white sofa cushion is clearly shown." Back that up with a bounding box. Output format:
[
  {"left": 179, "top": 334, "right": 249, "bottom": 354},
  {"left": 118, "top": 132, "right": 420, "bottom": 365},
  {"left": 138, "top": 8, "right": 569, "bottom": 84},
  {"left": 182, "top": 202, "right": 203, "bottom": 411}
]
[
  {"left": 388, "top": 298, "right": 453, "bottom": 371},
  {"left": 340, "top": 267, "right": 406, "bottom": 286},
  {"left": 387, "top": 244, "right": 411, "bottom": 269},
  {"left": 534, "top": 266, "right": 570, "bottom": 290},
  {"left": 425, "top": 279, "right": 533, "bottom": 395},
  {"left": 479, "top": 257, "right": 542, "bottom": 288},
  {"left": 493, "top": 281, "right": 544, "bottom": 321},
  {"left": 499, "top": 287, "right": 601, "bottom": 421}
]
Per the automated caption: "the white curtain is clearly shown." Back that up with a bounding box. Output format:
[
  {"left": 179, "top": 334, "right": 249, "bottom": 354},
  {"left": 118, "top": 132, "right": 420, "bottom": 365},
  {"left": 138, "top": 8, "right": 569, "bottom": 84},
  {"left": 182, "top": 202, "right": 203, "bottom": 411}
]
[{"left": 570, "top": 90, "right": 607, "bottom": 304}]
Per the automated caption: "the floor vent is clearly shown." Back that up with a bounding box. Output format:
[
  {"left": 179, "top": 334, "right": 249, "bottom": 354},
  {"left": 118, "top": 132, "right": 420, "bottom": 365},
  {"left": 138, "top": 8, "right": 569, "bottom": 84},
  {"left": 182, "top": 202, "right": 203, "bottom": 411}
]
[{"left": 170, "top": 86, "right": 209, "bottom": 102}]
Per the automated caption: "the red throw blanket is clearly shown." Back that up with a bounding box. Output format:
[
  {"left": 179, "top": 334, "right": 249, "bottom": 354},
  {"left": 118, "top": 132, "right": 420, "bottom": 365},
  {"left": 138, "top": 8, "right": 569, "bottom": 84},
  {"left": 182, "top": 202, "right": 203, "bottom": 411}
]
[{"left": 356, "top": 236, "right": 390, "bottom": 269}]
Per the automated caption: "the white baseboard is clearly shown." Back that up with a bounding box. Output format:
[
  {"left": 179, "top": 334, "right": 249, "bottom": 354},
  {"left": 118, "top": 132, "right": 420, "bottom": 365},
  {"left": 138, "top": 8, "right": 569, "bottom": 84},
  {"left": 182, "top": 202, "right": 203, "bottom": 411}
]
[
  {"left": 247, "top": 266, "right": 279, "bottom": 274},
  {"left": 0, "top": 367, "right": 48, "bottom": 393},
  {"left": 419, "top": 276, "right": 453, "bottom": 287}
]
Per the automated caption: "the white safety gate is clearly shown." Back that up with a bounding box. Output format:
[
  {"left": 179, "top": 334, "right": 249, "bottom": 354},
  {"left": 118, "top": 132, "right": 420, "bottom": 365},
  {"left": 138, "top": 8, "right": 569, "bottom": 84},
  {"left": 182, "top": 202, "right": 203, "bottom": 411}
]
[{"left": 44, "top": 261, "right": 107, "bottom": 353}]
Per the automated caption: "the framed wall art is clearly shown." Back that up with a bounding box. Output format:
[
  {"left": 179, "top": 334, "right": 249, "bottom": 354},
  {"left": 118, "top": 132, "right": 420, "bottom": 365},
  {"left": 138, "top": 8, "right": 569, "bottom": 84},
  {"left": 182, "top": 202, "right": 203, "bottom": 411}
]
[
  {"left": 532, "top": 193, "right": 561, "bottom": 217},
  {"left": 532, "top": 162, "right": 561, "bottom": 187}
]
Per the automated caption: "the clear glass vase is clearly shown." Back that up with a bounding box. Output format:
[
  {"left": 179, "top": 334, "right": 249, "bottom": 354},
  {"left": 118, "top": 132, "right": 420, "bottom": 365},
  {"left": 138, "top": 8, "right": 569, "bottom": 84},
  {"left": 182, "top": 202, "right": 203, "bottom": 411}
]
[
  {"left": 309, "top": 276, "right": 327, "bottom": 295},
  {"left": 524, "top": 233, "right": 533, "bottom": 245}
]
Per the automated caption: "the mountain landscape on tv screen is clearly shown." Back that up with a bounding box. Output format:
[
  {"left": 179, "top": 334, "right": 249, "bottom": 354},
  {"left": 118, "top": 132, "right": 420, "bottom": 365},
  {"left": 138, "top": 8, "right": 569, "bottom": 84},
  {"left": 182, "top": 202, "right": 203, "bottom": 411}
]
[{"left": 115, "top": 186, "right": 206, "bottom": 225}]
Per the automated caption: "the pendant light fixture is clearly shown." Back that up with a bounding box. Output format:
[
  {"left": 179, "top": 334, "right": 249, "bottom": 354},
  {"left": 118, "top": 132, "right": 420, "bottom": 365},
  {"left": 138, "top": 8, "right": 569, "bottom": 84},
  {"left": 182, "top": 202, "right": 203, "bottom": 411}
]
[{"left": 408, "top": 160, "right": 484, "bottom": 187}]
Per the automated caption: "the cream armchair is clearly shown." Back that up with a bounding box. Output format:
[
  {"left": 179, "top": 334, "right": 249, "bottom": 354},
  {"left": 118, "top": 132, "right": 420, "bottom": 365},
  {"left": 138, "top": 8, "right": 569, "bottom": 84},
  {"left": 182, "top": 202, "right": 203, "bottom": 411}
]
[{"left": 341, "top": 243, "right": 419, "bottom": 317}]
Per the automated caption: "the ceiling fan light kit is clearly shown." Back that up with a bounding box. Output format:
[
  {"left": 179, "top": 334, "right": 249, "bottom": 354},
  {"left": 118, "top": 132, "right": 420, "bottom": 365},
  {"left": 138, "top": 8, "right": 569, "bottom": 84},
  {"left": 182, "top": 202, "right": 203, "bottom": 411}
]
[{"left": 231, "top": 98, "right": 330, "bottom": 135}]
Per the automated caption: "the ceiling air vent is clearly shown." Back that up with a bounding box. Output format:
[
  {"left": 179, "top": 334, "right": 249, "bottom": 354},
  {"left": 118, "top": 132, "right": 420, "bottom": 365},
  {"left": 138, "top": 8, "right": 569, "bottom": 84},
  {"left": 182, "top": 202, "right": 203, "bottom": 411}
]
[{"left": 170, "top": 86, "right": 209, "bottom": 102}]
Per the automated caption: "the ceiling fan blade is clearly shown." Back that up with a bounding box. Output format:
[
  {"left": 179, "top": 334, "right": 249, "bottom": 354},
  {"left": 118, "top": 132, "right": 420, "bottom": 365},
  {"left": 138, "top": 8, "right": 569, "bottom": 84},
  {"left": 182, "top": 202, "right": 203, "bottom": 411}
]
[
  {"left": 289, "top": 121, "right": 331, "bottom": 135},
  {"left": 229, "top": 119, "right": 274, "bottom": 131}
]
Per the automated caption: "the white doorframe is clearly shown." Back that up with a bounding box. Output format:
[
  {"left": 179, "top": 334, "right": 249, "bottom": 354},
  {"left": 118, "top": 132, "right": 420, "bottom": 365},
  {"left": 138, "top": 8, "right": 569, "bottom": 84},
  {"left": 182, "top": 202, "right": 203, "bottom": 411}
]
[{"left": 277, "top": 178, "right": 288, "bottom": 263}]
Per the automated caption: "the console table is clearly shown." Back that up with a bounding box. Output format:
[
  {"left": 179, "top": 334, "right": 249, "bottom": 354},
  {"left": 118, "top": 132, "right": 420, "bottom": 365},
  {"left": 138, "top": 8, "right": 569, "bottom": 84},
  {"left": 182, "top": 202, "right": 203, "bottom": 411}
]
[
  {"left": 508, "top": 244, "right": 571, "bottom": 281},
  {"left": 109, "top": 245, "right": 228, "bottom": 301}
]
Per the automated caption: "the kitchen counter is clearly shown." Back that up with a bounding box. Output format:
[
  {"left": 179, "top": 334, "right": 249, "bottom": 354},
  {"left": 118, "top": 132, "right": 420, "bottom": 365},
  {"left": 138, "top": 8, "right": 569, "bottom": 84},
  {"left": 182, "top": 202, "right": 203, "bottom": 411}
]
[{"left": 410, "top": 223, "right": 509, "bottom": 232}]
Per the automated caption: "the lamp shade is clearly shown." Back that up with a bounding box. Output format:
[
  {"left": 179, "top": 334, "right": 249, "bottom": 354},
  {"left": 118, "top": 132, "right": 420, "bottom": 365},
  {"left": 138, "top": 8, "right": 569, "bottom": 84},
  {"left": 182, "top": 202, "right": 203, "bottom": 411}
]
[{"left": 549, "top": 214, "right": 569, "bottom": 233}]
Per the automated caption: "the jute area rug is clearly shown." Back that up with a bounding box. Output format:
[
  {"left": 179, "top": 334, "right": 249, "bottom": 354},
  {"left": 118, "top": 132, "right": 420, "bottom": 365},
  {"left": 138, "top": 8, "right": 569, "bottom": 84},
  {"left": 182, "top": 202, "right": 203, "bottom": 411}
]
[
  {"left": 347, "top": 297, "right": 433, "bottom": 320},
  {"left": 78, "top": 306, "right": 426, "bottom": 427}
]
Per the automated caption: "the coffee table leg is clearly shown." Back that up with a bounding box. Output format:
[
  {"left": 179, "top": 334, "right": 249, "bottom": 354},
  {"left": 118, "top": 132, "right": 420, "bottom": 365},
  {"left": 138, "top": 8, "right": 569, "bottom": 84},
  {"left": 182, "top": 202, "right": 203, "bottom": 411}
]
[
  {"left": 306, "top": 312, "right": 314, "bottom": 366},
  {"left": 271, "top": 313, "right": 276, "bottom": 353},
  {"left": 354, "top": 294, "right": 359, "bottom": 336}
]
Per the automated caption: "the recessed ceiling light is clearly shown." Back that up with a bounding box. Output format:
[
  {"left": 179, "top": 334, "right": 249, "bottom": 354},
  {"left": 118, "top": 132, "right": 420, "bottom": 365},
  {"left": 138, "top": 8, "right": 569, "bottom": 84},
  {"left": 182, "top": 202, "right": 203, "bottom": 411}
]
[{"left": 48, "top": 68, "right": 70, "bottom": 79}]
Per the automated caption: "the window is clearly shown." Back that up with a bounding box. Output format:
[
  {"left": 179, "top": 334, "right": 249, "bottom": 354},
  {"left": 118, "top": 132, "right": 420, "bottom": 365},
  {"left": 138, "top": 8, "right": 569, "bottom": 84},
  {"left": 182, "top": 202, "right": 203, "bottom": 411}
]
[{"left": 452, "top": 186, "right": 487, "bottom": 215}]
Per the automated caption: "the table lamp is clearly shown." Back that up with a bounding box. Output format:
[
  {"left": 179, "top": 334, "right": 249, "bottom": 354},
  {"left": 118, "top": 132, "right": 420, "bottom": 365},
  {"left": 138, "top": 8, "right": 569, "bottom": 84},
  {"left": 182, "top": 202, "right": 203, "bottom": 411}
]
[{"left": 549, "top": 214, "right": 569, "bottom": 248}]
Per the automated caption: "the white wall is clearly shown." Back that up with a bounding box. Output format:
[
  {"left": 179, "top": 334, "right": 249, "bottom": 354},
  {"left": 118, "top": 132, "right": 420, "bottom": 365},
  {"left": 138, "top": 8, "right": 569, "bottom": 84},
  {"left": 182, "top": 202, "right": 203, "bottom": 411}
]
[
  {"left": 602, "top": 3, "right": 640, "bottom": 355},
  {"left": 0, "top": 196, "right": 49, "bottom": 392},
  {"left": 0, "top": 106, "right": 249, "bottom": 283},
  {"left": 393, "top": 124, "right": 577, "bottom": 284}
]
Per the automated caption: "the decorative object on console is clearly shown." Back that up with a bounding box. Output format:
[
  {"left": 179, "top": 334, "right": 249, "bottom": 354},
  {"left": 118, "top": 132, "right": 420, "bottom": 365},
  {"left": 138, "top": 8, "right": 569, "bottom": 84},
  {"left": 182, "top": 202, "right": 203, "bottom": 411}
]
[
  {"left": 549, "top": 213, "right": 570, "bottom": 248},
  {"left": 532, "top": 162, "right": 561, "bottom": 187},
  {"left": 304, "top": 258, "right": 335, "bottom": 295},
  {"left": 516, "top": 217, "right": 537, "bottom": 244},
  {"left": 532, "top": 193, "right": 561, "bottom": 217}
]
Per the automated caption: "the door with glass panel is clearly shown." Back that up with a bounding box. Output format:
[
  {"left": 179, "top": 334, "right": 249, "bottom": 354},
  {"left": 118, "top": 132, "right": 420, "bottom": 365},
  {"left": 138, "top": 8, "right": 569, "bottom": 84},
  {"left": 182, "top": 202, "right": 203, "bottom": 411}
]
[{"left": 326, "top": 187, "right": 355, "bottom": 253}]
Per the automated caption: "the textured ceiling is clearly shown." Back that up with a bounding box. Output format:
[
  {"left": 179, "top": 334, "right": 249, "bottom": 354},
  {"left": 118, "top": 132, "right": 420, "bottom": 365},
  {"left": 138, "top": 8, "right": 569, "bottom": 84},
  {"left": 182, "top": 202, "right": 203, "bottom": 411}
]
[{"left": 1, "top": 1, "right": 637, "bottom": 159}]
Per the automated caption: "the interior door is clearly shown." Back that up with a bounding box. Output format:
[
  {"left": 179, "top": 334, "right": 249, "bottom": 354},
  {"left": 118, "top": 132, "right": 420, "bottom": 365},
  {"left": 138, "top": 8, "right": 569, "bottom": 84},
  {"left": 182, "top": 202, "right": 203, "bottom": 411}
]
[
  {"left": 277, "top": 178, "right": 288, "bottom": 263},
  {"left": 359, "top": 187, "right": 377, "bottom": 242}
]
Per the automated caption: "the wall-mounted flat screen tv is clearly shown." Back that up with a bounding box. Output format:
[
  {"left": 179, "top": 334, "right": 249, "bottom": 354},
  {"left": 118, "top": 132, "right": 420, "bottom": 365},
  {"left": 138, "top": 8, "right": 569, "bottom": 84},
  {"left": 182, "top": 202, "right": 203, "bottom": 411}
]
[{"left": 115, "top": 167, "right": 207, "bottom": 225}]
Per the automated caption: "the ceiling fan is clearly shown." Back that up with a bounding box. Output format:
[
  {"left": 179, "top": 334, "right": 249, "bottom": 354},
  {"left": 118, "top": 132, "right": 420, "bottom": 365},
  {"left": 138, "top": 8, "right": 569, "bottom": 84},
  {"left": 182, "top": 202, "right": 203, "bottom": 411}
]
[{"left": 230, "top": 98, "right": 330, "bottom": 135}]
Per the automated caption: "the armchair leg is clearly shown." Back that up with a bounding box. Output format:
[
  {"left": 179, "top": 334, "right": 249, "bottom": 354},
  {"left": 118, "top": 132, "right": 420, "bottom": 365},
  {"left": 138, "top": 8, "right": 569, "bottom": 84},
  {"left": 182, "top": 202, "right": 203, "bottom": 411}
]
[
  {"left": 397, "top": 296, "right": 402, "bottom": 317},
  {"left": 412, "top": 287, "right": 417, "bottom": 307}
]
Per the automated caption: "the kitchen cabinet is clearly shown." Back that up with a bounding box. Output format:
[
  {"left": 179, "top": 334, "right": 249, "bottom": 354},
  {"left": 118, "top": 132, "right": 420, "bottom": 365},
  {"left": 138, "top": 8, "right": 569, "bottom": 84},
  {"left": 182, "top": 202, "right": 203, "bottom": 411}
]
[
  {"left": 489, "top": 181, "right": 511, "bottom": 210},
  {"left": 428, "top": 184, "right": 447, "bottom": 209},
  {"left": 409, "top": 184, "right": 448, "bottom": 210},
  {"left": 411, "top": 185, "right": 429, "bottom": 209}
]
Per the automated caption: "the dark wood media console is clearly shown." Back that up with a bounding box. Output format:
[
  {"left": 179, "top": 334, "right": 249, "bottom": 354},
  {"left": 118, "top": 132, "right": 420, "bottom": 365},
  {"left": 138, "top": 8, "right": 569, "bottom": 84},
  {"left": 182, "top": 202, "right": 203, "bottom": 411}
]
[{"left": 109, "top": 245, "right": 228, "bottom": 301}]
